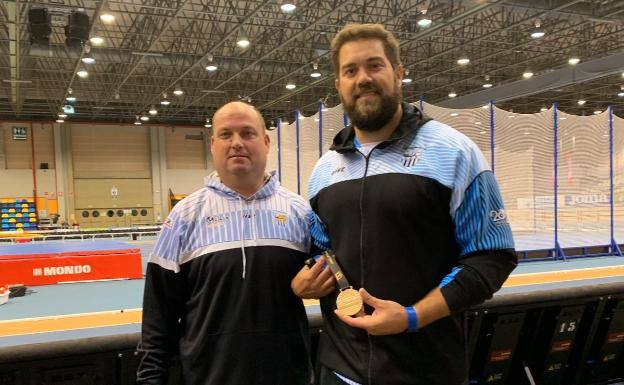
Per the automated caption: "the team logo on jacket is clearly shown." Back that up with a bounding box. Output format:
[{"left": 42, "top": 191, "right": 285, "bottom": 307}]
[
  {"left": 205, "top": 214, "right": 229, "bottom": 227},
  {"left": 274, "top": 211, "right": 288, "bottom": 225},
  {"left": 489, "top": 209, "right": 508, "bottom": 227},
  {"left": 402, "top": 147, "right": 424, "bottom": 167}
]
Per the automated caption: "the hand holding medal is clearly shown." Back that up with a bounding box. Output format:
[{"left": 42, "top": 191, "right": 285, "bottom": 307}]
[{"left": 323, "top": 251, "right": 363, "bottom": 316}]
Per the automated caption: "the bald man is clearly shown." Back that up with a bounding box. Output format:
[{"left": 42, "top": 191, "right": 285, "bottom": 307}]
[{"left": 137, "top": 102, "right": 315, "bottom": 385}]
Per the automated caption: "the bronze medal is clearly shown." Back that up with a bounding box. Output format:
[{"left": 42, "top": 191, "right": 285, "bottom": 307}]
[{"left": 336, "top": 287, "right": 363, "bottom": 316}]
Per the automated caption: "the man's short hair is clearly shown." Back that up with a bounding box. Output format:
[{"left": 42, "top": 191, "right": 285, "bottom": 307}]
[
  {"left": 331, "top": 23, "right": 401, "bottom": 75},
  {"left": 212, "top": 101, "right": 266, "bottom": 133}
]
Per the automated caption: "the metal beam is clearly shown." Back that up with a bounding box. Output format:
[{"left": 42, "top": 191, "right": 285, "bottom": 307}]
[{"left": 438, "top": 50, "right": 624, "bottom": 108}]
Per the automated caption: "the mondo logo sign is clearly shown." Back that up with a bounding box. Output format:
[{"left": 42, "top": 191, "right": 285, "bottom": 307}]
[{"left": 32, "top": 265, "right": 92, "bottom": 277}]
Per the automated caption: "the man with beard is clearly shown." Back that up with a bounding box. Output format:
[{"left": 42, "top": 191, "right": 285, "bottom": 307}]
[{"left": 292, "top": 24, "right": 517, "bottom": 385}]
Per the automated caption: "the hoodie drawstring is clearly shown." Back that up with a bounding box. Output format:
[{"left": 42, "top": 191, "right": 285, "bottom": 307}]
[{"left": 238, "top": 197, "right": 247, "bottom": 279}]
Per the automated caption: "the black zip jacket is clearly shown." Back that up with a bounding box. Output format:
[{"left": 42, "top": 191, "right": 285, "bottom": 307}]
[{"left": 307, "top": 103, "right": 517, "bottom": 385}]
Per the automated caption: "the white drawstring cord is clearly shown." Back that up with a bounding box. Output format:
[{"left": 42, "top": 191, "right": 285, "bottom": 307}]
[{"left": 238, "top": 196, "right": 247, "bottom": 279}]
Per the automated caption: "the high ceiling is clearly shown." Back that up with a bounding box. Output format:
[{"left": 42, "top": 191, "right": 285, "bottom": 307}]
[{"left": 1, "top": 0, "right": 623, "bottom": 126}]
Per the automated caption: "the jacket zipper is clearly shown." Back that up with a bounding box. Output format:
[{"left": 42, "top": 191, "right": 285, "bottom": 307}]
[{"left": 357, "top": 147, "right": 376, "bottom": 385}]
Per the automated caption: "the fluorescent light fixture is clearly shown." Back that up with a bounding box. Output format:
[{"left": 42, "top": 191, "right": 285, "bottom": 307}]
[
  {"left": 402, "top": 78, "right": 412, "bottom": 84},
  {"left": 417, "top": 17, "right": 432, "bottom": 28},
  {"left": 66, "top": 96, "right": 76, "bottom": 102},
  {"left": 530, "top": 30, "right": 545, "bottom": 39},
  {"left": 99, "top": 12, "right": 115, "bottom": 23},
  {"left": 450, "top": 113, "right": 459, "bottom": 117},
  {"left": 56, "top": 119, "right": 64, "bottom": 123},
  {"left": 206, "top": 65, "right": 218, "bottom": 72},
  {"left": 457, "top": 57, "right": 470, "bottom": 65},
  {"left": 568, "top": 57, "right": 580, "bottom": 65},
  {"left": 448, "top": 92, "right": 457, "bottom": 98},
  {"left": 149, "top": 107, "right": 158, "bottom": 115},
  {"left": 280, "top": 1, "right": 296, "bottom": 13},
  {"left": 205, "top": 123, "right": 212, "bottom": 128},
  {"left": 58, "top": 113, "right": 67, "bottom": 118},
  {"left": 593, "top": 110, "right": 602, "bottom": 115},
  {"left": 89, "top": 36, "right": 104, "bottom": 45},
  {"left": 134, "top": 121, "right": 142, "bottom": 125},
  {"left": 161, "top": 100, "right": 170, "bottom": 106},
  {"left": 618, "top": 91, "right": 624, "bottom": 97},
  {"left": 76, "top": 68, "right": 88, "bottom": 78},
  {"left": 285, "top": 83, "right": 296, "bottom": 90},
  {"left": 577, "top": 99, "right": 586, "bottom": 106},
  {"left": 482, "top": 83, "right": 492, "bottom": 88},
  {"left": 310, "top": 72, "right": 321, "bottom": 78},
  {"left": 540, "top": 107, "right": 548, "bottom": 112},
  {"left": 140, "top": 115, "right": 149, "bottom": 121},
  {"left": 173, "top": 88, "right": 184, "bottom": 96},
  {"left": 81, "top": 55, "right": 95, "bottom": 64},
  {"left": 237, "top": 38, "right": 250, "bottom": 48},
  {"left": 522, "top": 71, "right": 534, "bottom": 79}
]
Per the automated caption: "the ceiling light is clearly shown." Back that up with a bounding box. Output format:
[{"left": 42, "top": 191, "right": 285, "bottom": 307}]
[
  {"left": 140, "top": 115, "right": 149, "bottom": 121},
  {"left": 81, "top": 54, "right": 95, "bottom": 64},
  {"left": 457, "top": 57, "right": 470, "bottom": 65},
  {"left": 237, "top": 37, "right": 250, "bottom": 48},
  {"left": 509, "top": 115, "right": 516, "bottom": 118},
  {"left": 479, "top": 130, "right": 486, "bottom": 134},
  {"left": 402, "top": 69, "right": 412, "bottom": 84},
  {"left": 475, "top": 121, "right": 482, "bottom": 125},
  {"left": 58, "top": 113, "right": 67, "bottom": 118},
  {"left": 482, "top": 83, "right": 492, "bottom": 88},
  {"left": 56, "top": 119, "right": 64, "bottom": 123},
  {"left": 417, "top": 10, "right": 432, "bottom": 28},
  {"left": 310, "top": 62, "right": 321, "bottom": 78},
  {"left": 448, "top": 92, "right": 457, "bottom": 98},
  {"left": 286, "top": 83, "right": 296, "bottom": 90},
  {"left": 482, "top": 105, "right": 489, "bottom": 109},
  {"left": 280, "top": 1, "right": 296, "bottom": 13},
  {"left": 149, "top": 106, "right": 157, "bottom": 115},
  {"left": 540, "top": 107, "right": 548, "bottom": 112},
  {"left": 568, "top": 57, "right": 580, "bottom": 65},
  {"left": 522, "top": 71, "right": 534, "bottom": 79},
  {"left": 76, "top": 68, "right": 88, "bottom": 78},
  {"left": 206, "top": 65, "right": 218, "bottom": 72},
  {"left": 593, "top": 110, "right": 602, "bottom": 115},
  {"left": 530, "top": 30, "right": 545, "bottom": 39},
  {"left": 134, "top": 120, "right": 142, "bottom": 125},
  {"left": 530, "top": 21, "right": 545, "bottom": 39},
  {"left": 99, "top": 12, "right": 115, "bottom": 24},
  {"left": 161, "top": 93, "right": 170, "bottom": 105},
  {"left": 89, "top": 35, "right": 104, "bottom": 46},
  {"left": 204, "top": 123, "right": 212, "bottom": 128},
  {"left": 66, "top": 96, "right": 76, "bottom": 102},
  {"left": 560, "top": 117, "right": 567, "bottom": 120},
  {"left": 577, "top": 99, "right": 586, "bottom": 106},
  {"left": 173, "top": 88, "right": 184, "bottom": 96},
  {"left": 618, "top": 91, "right": 624, "bottom": 97},
  {"left": 450, "top": 113, "right": 459, "bottom": 117}
]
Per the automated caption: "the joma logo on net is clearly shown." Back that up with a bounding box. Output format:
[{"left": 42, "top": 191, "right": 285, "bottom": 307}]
[{"left": 33, "top": 265, "right": 92, "bottom": 276}]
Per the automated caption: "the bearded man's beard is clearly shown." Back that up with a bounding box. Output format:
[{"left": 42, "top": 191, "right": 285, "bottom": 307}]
[{"left": 342, "top": 82, "right": 401, "bottom": 132}]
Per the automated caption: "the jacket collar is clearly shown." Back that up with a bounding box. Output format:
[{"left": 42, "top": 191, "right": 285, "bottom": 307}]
[
  {"left": 330, "top": 102, "right": 430, "bottom": 153},
  {"left": 203, "top": 170, "right": 278, "bottom": 200}
]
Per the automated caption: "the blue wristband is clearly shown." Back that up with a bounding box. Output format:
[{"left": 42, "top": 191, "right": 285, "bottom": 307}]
[{"left": 405, "top": 306, "right": 418, "bottom": 332}]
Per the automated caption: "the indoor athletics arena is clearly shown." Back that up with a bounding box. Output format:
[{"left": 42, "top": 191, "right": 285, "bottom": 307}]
[{"left": 1, "top": 0, "right": 624, "bottom": 384}]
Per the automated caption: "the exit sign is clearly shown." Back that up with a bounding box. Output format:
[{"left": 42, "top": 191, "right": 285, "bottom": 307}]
[{"left": 12, "top": 126, "right": 27, "bottom": 140}]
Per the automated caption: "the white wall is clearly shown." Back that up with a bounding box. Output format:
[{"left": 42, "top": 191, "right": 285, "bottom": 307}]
[
  {"left": 167, "top": 170, "right": 210, "bottom": 194},
  {"left": 0, "top": 169, "right": 56, "bottom": 197}
]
